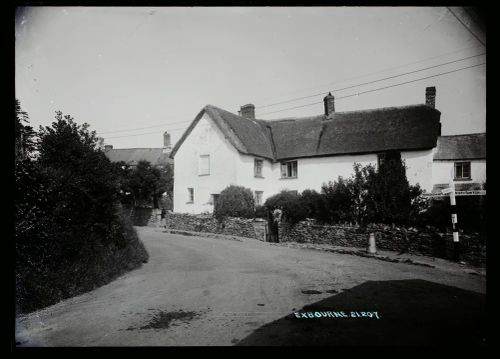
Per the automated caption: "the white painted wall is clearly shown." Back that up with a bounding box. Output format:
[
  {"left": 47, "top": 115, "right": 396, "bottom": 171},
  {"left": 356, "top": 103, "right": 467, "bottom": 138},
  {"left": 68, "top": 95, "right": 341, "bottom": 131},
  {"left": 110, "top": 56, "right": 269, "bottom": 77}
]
[
  {"left": 173, "top": 112, "right": 240, "bottom": 214},
  {"left": 401, "top": 149, "right": 434, "bottom": 192},
  {"left": 433, "top": 159, "right": 486, "bottom": 186},
  {"left": 173, "top": 111, "right": 437, "bottom": 213}
]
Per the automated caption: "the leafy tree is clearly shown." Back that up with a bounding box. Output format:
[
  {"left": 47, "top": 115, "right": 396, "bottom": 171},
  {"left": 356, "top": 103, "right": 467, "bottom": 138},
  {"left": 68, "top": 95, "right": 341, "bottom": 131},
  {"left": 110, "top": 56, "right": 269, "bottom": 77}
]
[
  {"left": 364, "top": 151, "right": 413, "bottom": 225},
  {"left": 15, "top": 99, "right": 37, "bottom": 160},
  {"left": 300, "top": 189, "right": 325, "bottom": 220},
  {"left": 214, "top": 185, "right": 255, "bottom": 220}
]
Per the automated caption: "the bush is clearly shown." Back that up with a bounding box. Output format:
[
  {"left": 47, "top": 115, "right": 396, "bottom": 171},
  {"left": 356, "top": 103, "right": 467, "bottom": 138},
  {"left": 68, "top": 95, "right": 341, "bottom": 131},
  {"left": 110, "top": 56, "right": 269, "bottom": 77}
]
[
  {"left": 416, "top": 196, "right": 486, "bottom": 235},
  {"left": 264, "top": 190, "right": 307, "bottom": 224},
  {"left": 214, "top": 185, "right": 255, "bottom": 220},
  {"left": 255, "top": 205, "right": 268, "bottom": 219},
  {"left": 300, "top": 189, "right": 325, "bottom": 221}
]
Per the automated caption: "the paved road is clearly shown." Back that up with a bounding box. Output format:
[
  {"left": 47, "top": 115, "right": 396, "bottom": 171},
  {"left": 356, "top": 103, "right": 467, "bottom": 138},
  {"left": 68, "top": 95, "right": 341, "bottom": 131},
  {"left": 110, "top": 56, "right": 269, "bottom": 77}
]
[{"left": 16, "top": 227, "right": 486, "bottom": 346}]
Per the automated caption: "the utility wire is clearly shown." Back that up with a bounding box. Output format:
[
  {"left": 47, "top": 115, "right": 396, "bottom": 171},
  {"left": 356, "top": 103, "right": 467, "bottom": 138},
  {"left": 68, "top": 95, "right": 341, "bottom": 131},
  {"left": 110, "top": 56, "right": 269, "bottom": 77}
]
[
  {"left": 258, "top": 53, "right": 485, "bottom": 109},
  {"left": 105, "top": 62, "right": 485, "bottom": 137},
  {"left": 447, "top": 7, "right": 486, "bottom": 47},
  {"left": 258, "top": 62, "right": 486, "bottom": 116},
  {"left": 98, "top": 119, "right": 192, "bottom": 135},
  {"left": 255, "top": 44, "right": 483, "bottom": 105}
]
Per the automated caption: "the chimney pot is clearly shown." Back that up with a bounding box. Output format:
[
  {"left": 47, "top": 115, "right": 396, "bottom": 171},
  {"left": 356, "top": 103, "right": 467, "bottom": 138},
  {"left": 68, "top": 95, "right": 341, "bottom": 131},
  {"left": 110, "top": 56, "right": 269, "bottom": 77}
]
[
  {"left": 240, "top": 104, "right": 255, "bottom": 119},
  {"left": 425, "top": 86, "right": 436, "bottom": 109},
  {"left": 324, "top": 92, "right": 335, "bottom": 117},
  {"left": 163, "top": 131, "right": 171, "bottom": 149}
]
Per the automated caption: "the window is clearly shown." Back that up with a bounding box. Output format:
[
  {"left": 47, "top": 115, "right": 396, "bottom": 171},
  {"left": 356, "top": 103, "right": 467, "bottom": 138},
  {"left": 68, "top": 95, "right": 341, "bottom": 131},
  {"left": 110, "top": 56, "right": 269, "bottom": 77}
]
[
  {"left": 199, "top": 155, "right": 210, "bottom": 175},
  {"left": 280, "top": 160, "right": 298, "bottom": 178},
  {"left": 455, "top": 161, "right": 471, "bottom": 180},
  {"left": 377, "top": 153, "right": 386, "bottom": 167},
  {"left": 377, "top": 151, "right": 401, "bottom": 168},
  {"left": 254, "top": 159, "right": 263, "bottom": 178},
  {"left": 254, "top": 191, "right": 263, "bottom": 206},
  {"left": 187, "top": 188, "right": 194, "bottom": 203}
]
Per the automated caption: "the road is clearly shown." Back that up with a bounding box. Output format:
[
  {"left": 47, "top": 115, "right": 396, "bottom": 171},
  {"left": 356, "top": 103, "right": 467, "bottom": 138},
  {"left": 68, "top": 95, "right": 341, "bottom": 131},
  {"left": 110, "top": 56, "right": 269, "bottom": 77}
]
[{"left": 15, "top": 227, "right": 486, "bottom": 346}]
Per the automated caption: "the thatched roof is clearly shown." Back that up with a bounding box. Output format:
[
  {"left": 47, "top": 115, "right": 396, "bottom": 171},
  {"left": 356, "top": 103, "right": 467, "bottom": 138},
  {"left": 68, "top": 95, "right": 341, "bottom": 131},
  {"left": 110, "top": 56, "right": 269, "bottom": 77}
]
[
  {"left": 434, "top": 133, "right": 486, "bottom": 160},
  {"left": 170, "top": 104, "right": 442, "bottom": 161},
  {"left": 105, "top": 148, "right": 172, "bottom": 167}
]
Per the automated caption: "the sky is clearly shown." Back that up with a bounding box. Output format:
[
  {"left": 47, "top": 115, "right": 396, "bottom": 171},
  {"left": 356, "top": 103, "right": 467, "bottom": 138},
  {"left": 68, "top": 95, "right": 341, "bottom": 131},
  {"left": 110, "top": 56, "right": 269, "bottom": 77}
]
[{"left": 15, "top": 6, "right": 486, "bottom": 149}]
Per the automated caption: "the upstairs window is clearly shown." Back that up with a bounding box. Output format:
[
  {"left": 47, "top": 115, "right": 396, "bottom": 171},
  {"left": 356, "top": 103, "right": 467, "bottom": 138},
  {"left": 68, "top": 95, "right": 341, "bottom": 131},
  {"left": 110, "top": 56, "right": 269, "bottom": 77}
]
[
  {"left": 187, "top": 188, "right": 194, "bottom": 203},
  {"left": 199, "top": 155, "right": 210, "bottom": 175},
  {"left": 254, "top": 191, "right": 263, "bottom": 206},
  {"left": 377, "top": 151, "right": 401, "bottom": 169},
  {"left": 455, "top": 161, "right": 471, "bottom": 180},
  {"left": 254, "top": 159, "right": 263, "bottom": 178},
  {"left": 281, "top": 160, "right": 297, "bottom": 179}
]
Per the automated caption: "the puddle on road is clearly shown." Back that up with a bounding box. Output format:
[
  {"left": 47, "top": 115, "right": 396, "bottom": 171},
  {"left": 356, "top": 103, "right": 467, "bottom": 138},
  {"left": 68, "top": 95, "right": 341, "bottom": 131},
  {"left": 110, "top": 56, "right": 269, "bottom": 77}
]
[
  {"left": 301, "top": 290, "right": 323, "bottom": 295},
  {"left": 125, "top": 309, "right": 202, "bottom": 331}
]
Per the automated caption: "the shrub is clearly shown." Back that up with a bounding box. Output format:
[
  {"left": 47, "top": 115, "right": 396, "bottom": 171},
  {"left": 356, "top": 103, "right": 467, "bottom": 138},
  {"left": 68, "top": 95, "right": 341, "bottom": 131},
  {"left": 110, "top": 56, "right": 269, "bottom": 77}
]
[
  {"left": 264, "top": 190, "right": 307, "bottom": 224},
  {"left": 300, "top": 189, "right": 325, "bottom": 221},
  {"left": 214, "top": 185, "right": 255, "bottom": 220},
  {"left": 255, "top": 205, "right": 268, "bottom": 219}
]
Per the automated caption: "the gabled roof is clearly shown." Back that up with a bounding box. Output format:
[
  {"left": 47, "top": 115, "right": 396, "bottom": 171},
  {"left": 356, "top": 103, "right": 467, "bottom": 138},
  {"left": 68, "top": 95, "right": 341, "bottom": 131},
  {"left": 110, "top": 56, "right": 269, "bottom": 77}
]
[
  {"left": 105, "top": 148, "right": 172, "bottom": 166},
  {"left": 434, "top": 133, "right": 486, "bottom": 160},
  {"left": 170, "top": 103, "right": 442, "bottom": 161}
]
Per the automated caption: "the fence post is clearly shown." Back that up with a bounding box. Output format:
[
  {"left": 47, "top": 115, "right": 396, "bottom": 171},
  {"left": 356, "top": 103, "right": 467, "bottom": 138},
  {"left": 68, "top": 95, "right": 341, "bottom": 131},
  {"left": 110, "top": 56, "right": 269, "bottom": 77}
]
[
  {"left": 368, "top": 232, "right": 377, "bottom": 254},
  {"left": 448, "top": 181, "right": 460, "bottom": 261}
]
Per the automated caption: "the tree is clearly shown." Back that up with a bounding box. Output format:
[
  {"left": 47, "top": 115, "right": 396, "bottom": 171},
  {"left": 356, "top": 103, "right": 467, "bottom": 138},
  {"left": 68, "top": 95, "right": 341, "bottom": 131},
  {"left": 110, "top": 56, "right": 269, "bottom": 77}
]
[
  {"left": 363, "top": 151, "right": 419, "bottom": 226},
  {"left": 214, "top": 185, "right": 255, "bottom": 220},
  {"left": 15, "top": 99, "right": 36, "bottom": 161}
]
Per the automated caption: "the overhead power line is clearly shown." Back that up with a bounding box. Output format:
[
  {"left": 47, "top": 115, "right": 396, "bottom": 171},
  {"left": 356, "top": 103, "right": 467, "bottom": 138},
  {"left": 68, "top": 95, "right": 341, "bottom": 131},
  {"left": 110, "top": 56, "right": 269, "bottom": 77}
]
[
  {"left": 98, "top": 119, "right": 192, "bottom": 135},
  {"left": 105, "top": 62, "right": 485, "bottom": 138},
  {"left": 255, "top": 44, "right": 483, "bottom": 105},
  {"left": 104, "top": 124, "right": 194, "bottom": 139},
  {"left": 258, "top": 53, "right": 485, "bottom": 109},
  {"left": 258, "top": 62, "right": 486, "bottom": 116}
]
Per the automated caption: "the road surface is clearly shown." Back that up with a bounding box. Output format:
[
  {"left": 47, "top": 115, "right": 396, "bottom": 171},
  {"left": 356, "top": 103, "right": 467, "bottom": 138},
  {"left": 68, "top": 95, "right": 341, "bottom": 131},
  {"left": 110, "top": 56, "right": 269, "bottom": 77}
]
[{"left": 15, "top": 227, "right": 486, "bottom": 346}]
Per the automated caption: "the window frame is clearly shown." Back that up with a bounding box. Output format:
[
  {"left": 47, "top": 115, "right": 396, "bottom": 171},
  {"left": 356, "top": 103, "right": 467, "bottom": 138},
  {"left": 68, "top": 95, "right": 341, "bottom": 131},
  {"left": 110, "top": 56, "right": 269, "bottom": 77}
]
[
  {"left": 198, "top": 154, "right": 210, "bottom": 176},
  {"left": 280, "top": 160, "right": 298, "bottom": 179},
  {"left": 254, "top": 190, "right": 263, "bottom": 206},
  {"left": 454, "top": 161, "right": 471, "bottom": 181},
  {"left": 254, "top": 158, "right": 264, "bottom": 178},
  {"left": 187, "top": 188, "right": 194, "bottom": 204}
]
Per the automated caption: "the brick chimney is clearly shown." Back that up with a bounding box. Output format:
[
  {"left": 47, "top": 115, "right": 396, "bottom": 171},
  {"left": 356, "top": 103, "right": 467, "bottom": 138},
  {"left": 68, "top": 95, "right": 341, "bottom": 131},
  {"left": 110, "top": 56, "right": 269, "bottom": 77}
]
[
  {"left": 104, "top": 144, "right": 113, "bottom": 152},
  {"left": 163, "top": 131, "right": 171, "bottom": 149},
  {"left": 425, "top": 86, "right": 436, "bottom": 109},
  {"left": 240, "top": 104, "right": 255, "bottom": 119},
  {"left": 324, "top": 92, "right": 335, "bottom": 116}
]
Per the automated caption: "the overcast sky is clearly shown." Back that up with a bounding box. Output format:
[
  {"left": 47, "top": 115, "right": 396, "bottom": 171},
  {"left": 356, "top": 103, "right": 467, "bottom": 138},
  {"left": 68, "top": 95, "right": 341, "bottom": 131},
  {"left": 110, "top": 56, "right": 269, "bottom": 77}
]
[{"left": 15, "top": 6, "right": 486, "bottom": 149}]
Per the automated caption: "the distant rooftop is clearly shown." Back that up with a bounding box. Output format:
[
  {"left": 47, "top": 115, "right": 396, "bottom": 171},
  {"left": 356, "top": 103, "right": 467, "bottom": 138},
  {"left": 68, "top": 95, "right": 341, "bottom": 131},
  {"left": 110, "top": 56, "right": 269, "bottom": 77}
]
[{"left": 434, "top": 133, "right": 486, "bottom": 160}]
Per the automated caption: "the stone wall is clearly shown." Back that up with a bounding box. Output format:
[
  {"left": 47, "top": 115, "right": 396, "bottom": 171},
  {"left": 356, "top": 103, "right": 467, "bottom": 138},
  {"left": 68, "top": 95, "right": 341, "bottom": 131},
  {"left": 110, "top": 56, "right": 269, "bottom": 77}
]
[
  {"left": 279, "top": 220, "right": 486, "bottom": 266},
  {"left": 164, "top": 213, "right": 267, "bottom": 241}
]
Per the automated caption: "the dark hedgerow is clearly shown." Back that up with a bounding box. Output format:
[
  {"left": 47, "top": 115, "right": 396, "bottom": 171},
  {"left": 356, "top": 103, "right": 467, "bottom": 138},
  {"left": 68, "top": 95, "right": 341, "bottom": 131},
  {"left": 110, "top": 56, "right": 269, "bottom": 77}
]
[
  {"left": 15, "top": 105, "right": 149, "bottom": 314},
  {"left": 214, "top": 185, "right": 255, "bottom": 220}
]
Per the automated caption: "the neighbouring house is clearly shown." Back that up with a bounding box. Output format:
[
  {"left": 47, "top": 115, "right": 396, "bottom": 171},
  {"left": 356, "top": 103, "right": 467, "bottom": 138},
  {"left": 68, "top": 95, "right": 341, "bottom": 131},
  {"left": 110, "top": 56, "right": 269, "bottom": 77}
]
[
  {"left": 431, "top": 133, "right": 486, "bottom": 193},
  {"left": 170, "top": 87, "right": 446, "bottom": 214},
  {"left": 104, "top": 132, "right": 173, "bottom": 169}
]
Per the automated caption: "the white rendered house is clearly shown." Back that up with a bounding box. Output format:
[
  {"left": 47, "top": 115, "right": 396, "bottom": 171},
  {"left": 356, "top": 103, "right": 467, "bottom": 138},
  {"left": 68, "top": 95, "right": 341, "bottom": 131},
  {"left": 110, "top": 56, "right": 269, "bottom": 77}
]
[
  {"left": 431, "top": 133, "right": 486, "bottom": 193},
  {"left": 170, "top": 87, "right": 443, "bottom": 214}
]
